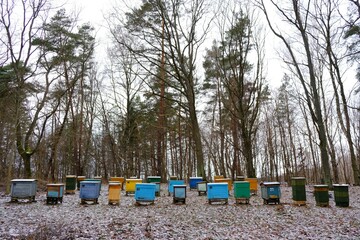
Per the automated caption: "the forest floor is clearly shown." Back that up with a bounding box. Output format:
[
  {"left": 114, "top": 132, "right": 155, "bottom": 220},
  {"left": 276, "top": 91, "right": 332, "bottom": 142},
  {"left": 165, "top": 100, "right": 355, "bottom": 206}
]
[{"left": 0, "top": 184, "right": 359, "bottom": 240}]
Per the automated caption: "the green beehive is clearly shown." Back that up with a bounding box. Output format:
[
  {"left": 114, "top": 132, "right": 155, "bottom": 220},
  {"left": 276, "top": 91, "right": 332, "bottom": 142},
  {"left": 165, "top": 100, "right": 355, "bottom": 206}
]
[
  {"left": 333, "top": 184, "right": 349, "bottom": 207},
  {"left": 65, "top": 175, "right": 77, "bottom": 194},
  {"left": 314, "top": 185, "right": 329, "bottom": 207},
  {"left": 234, "top": 181, "right": 250, "bottom": 204},
  {"left": 291, "top": 177, "right": 306, "bottom": 205},
  {"left": 147, "top": 176, "right": 161, "bottom": 183}
]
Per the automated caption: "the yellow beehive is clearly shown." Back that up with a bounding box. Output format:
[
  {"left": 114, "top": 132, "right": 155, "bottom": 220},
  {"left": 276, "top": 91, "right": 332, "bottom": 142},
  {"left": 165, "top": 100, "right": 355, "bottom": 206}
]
[
  {"left": 214, "top": 175, "right": 224, "bottom": 182},
  {"left": 125, "top": 178, "right": 143, "bottom": 195},
  {"left": 108, "top": 182, "right": 121, "bottom": 205},
  {"left": 109, "top": 177, "right": 125, "bottom": 190},
  {"left": 246, "top": 178, "right": 258, "bottom": 194},
  {"left": 214, "top": 178, "right": 233, "bottom": 191}
]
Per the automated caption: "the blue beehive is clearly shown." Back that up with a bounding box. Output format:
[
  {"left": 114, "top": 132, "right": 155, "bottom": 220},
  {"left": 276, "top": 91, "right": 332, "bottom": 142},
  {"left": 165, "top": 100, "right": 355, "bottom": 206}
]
[
  {"left": 207, "top": 183, "right": 229, "bottom": 204},
  {"left": 261, "top": 182, "right": 281, "bottom": 204},
  {"left": 168, "top": 180, "right": 185, "bottom": 196},
  {"left": 80, "top": 181, "right": 101, "bottom": 204},
  {"left": 189, "top": 177, "right": 203, "bottom": 190},
  {"left": 11, "top": 179, "right": 37, "bottom": 202},
  {"left": 135, "top": 183, "right": 156, "bottom": 204},
  {"left": 155, "top": 182, "right": 161, "bottom": 196},
  {"left": 46, "top": 183, "right": 65, "bottom": 204},
  {"left": 173, "top": 185, "right": 187, "bottom": 204}
]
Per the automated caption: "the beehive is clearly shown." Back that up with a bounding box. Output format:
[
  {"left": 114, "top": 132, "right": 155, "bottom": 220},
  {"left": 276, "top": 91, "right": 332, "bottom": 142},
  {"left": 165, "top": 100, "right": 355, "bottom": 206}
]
[
  {"left": 65, "top": 175, "right": 77, "bottom": 194},
  {"left": 197, "top": 181, "right": 207, "bottom": 196},
  {"left": 314, "top": 184, "right": 329, "bottom": 207},
  {"left": 109, "top": 177, "right": 125, "bottom": 190},
  {"left": 189, "top": 177, "right": 203, "bottom": 190},
  {"left": 125, "top": 178, "right": 143, "bottom": 195},
  {"left": 135, "top": 183, "right": 156, "bottom": 205},
  {"left": 291, "top": 177, "right": 306, "bottom": 206},
  {"left": 333, "top": 184, "right": 349, "bottom": 207},
  {"left": 46, "top": 183, "right": 65, "bottom": 204},
  {"left": 245, "top": 178, "right": 258, "bottom": 195},
  {"left": 168, "top": 180, "right": 185, "bottom": 196},
  {"left": 10, "top": 179, "right": 37, "bottom": 202},
  {"left": 214, "top": 175, "right": 224, "bottom": 181},
  {"left": 83, "top": 179, "right": 102, "bottom": 195},
  {"left": 173, "top": 185, "right": 187, "bottom": 204},
  {"left": 80, "top": 180, "right": 101, "bottom": 204},
  {"left": 207, "top": 183, "right": 229, "bottom": 204},
  {"left": 234, "top": 181, "right": 250, "bottom": 204},
  {"left": 214, "top": 178, "right": 233, "bottom": 191},
  {"left": 261, "top": 182, "right": 281, "bottom": 204},
  {"left": 77, "top": 176, "right": 86, "bottom": 190},
  {"left": 147, "top": 176, "right": 161, "bottom": 183},
  {"left": 235, "top": 176, "right": 246, "bottom": 181},
  {"left": 108, "top": 182, "right": 121, "bottom": 205}
]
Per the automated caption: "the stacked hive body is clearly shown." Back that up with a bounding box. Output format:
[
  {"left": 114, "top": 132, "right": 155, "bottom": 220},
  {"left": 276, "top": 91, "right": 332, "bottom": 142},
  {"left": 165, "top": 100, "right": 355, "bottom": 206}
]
[
  {"left": 80, "top": 180, "right": 101, "bottom": 204},
  {"left": 108, "top": 182, "right": 121, "bottom": 205},
  {"left": 214, "top": 178, "right": 232, "bottom": 192},
  {"left": 197, "top": 181, "right": 207, "bottom": 196},
  {"left": 46, "top": 183, "right": 64, "bottom": 204},
  {"left": 173, "top": 185, "right": 187, "bottom": 204},
  {"left": 126, "top": 179, "right": 143, "bottom": 196},
  {"left": 109, "top": 177, "right": 125, "bottom": 190},
  {"left": 314, "top": 185, "right": 329, "bottom": 207},
  {"left": 234, "top": 181, "right": 250, "bottom": 204},
  {"left": 168, "top": 180, "right": 185, "bottom": 196},
  {"left": 135, "top": 183, "right": 156, "bottom": 205},
  {"left": 291, "top": 177, "right": 306, "bottom": 206},
  {"left": 246, "top": 178, "right": 258, "bottom": 195},
  {"left": 333, "top": 184, "right": 349, "bottom": 207},
  {"left": 65, "top": 175, "right": 77, "bottom": 194},
  {"left": 189, "top": 177, "right": 203, "bottom": 190},
  {"left": 261, "top": 182, "right": 281, "bottom": 204},
  {"left": 10, "top": 179, "right": 37, "bottom": 202},
  {"left": 207, "top": 183, "right": 229, "bottom": 204}
]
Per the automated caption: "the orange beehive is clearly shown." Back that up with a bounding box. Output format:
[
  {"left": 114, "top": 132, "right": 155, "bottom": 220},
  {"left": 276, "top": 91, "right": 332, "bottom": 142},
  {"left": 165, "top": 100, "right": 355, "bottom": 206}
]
[
  {"left": 245, "top": 178, "right": 258, "bottom": 194},
  {"left": 214, "top": 178, "right": 232, "bottom": 191},
  {"left": 109, "top": 177, "right": 125, "bottom": 190},
  {"left": 214, "top": 175, "right": 224, "bottom": 182},
  {"left": 108, "top": 182, "right": 121, "bottom": 205}
]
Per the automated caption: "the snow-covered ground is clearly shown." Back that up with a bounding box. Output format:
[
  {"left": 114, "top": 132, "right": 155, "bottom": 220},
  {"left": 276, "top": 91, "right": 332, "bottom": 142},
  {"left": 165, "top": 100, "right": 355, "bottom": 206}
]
[{"left": 0, "top": 185, "right": 359, "bottom": 239}]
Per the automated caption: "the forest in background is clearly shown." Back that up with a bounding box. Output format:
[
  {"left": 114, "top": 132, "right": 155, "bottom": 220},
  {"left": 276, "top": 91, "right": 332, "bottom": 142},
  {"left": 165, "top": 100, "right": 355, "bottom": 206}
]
[{"left": 0, "top": 0, "right": 359, "bottom": 189}]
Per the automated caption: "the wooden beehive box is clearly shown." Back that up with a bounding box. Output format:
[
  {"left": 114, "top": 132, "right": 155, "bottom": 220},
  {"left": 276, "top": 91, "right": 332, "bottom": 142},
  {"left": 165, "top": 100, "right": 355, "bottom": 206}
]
[
  {"left": 173, "top": 185, "right": 187, "bottom": 204},
  {"left": 47, "top": 183, "right": 65, "bottom": 204},
  {"left": 168, "top": 180, "right": 185, "bottom": 196},
  {"left": 125, "top": 178, "right": 143, "bottom": 195},
  {"left": 108, "top": 182, "right": 121, "bottom": 205},
  {"left": 261, "top": 182, "right": 281, "bottom": 204},
  {"left": 234, "top": 181, "right": 250, "bottom": 204},
  {"left": 79, "top": 180, "right": 101, "bottom": 204},
  {"left": 135, "top": 183, "right": 156, "bottom": 205},
  {"left": 10, "top": 179, "right": 37, "bottom": 202},
  {"left": 65, "top": 175, "right": 77, "bottom": 194},
  {"left": 207, "top": 183, "right": 229, "bottom": 204},
  {"left": 189, "top": 177, "right": 203, "bottom": 190}
]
